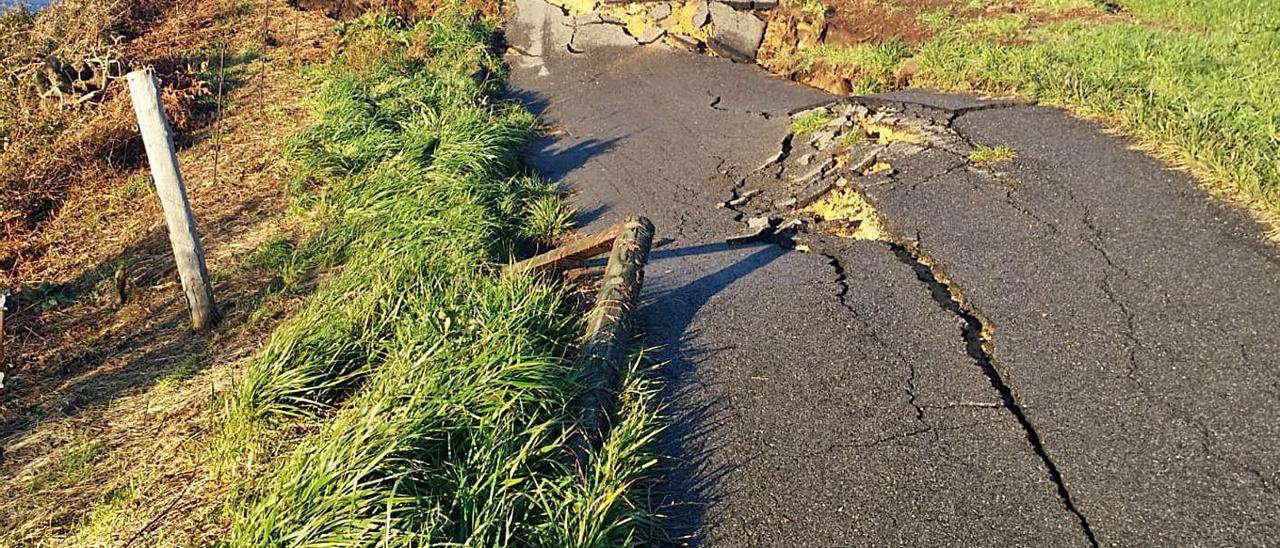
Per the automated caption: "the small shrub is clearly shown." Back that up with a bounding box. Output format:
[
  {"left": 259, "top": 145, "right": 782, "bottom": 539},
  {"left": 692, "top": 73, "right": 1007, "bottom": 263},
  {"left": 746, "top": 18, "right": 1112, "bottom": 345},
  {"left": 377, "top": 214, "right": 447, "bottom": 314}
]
[
  {"left": 160, "top": 351, "right": 209, "bottom": 385},
  {"left": 28, "top": 438, "right": 108, "bottom": 492}
]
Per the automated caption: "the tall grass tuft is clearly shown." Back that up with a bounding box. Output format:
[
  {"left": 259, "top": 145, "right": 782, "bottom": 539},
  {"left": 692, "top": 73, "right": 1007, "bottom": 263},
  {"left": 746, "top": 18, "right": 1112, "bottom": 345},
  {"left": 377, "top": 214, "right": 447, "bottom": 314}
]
[{"left": 220, "top": 11, "right": 663, "bottom": 545}]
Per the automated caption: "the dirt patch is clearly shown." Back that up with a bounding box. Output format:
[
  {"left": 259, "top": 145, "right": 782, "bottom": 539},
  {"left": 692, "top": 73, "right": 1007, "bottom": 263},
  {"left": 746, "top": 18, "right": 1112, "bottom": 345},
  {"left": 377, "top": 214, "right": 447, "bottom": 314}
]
[
  {"left": 0, "top": 1, "right": 335, "bottom": 544},
  {"left": 821, "top": 0, "right": 948, "bottom": 46},
  {"left": 800, "top": 185, "right": 887, "bottom": 240}
]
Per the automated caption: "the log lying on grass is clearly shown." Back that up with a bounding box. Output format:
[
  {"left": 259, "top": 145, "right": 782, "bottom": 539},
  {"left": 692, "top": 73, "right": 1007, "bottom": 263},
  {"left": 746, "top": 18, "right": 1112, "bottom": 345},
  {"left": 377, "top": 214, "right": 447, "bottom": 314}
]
[
  {"left": 503, "top": 222, "right": 624, "bottom": 276},
  {"left": 571, "top": 216, "right": 655, "bottom": 458}
]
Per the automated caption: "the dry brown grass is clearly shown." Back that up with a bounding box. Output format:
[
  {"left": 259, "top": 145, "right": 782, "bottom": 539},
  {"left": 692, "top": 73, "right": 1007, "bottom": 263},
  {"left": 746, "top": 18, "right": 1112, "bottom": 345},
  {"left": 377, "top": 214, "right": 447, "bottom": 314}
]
[
  {"left": 296, "top": 0, "right": 502, "bottom": 21},
  {"left": 0, "top": 1, "right": 337, "bottom": 545}
]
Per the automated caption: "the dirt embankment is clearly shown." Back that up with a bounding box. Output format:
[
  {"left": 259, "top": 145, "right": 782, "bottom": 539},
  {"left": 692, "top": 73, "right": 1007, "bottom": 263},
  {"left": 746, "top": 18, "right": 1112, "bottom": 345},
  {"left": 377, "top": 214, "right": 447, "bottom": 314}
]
[
  {"left": 755, "top": 0, "right": 1127, "bottom": 94},
  {"left": 0, "top": 0, "right": 336, "bottom": 544}
]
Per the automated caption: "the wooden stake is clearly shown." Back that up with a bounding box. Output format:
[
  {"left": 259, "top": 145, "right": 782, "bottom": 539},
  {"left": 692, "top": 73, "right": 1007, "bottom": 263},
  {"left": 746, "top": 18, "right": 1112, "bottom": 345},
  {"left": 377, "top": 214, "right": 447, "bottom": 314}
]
[
  {"left": 572, "top": 216, "right": 655, "bottom": 459},
  {"left": 127, "top": 69, "right": 217, "bottom": 331},
  {"left": 0, "top": 293, "right": 7, "bottom": 367},
  {"left": 503, "top": 222, "right": 624, "bottom": 276}
]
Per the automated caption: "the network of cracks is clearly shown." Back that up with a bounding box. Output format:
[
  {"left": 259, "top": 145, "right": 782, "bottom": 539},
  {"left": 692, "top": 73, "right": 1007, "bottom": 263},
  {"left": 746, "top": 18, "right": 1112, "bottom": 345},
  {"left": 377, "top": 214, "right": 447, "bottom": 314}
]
[{"left": 713, "top": 97, "right": 1101, "bottom": 546}]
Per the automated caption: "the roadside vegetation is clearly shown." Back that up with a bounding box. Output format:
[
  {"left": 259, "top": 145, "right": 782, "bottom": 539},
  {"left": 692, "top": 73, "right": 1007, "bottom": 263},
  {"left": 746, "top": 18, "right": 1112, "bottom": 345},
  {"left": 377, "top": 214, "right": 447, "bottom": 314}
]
[
  {"left": 762, "top": 0, "right": 1280, "bottom": 235},
  {"left": 219, "top": 11, "right": 664, "bottom": 545},
  {"left": 0, "top": 0, "right": 337, "bottom": 543}
]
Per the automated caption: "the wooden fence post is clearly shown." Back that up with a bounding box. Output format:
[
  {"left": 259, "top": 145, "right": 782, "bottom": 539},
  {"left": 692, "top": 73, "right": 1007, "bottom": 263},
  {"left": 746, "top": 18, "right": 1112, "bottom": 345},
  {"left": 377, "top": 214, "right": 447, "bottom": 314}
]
[
  {"left": 0, "top": 293, "right": 7, "bottom": 367},
  {"left": 126, "top": 69, "right": 217, "bottom": 331},
  {"left": 572, "top": 216, "right": 655, "bottom": 463}
]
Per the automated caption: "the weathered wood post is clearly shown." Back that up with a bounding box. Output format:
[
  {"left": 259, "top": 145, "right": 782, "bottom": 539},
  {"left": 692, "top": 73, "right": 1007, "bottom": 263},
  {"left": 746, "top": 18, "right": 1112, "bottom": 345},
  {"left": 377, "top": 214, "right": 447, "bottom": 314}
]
[
  {"left": 126, "top": 69, "right": 217, "bottom": 331},
  {"left": 0, "top": 293, "right": 7, "bottom": 367},
  {"left": 572, "top": 216, "right": 655, "bottom": 461}
]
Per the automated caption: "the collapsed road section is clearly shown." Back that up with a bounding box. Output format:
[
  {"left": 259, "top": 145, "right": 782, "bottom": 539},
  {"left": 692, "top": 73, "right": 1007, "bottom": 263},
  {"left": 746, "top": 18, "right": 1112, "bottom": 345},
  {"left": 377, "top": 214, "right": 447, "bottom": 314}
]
[
  {"left": 856, "top": 93, "right": 1280, "bottom": 546},
  {"left": 505, "top": 0, "right": 1280, "bottom": 542}
]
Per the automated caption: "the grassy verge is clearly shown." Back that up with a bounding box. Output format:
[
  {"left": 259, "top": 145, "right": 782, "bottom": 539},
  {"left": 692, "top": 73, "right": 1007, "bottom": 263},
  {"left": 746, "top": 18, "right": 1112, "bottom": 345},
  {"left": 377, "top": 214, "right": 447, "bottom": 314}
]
[
  {"left": 913, "top": 2, "right": 1280, "bottom": 231},
  {"left": 218, "top": 11, "right": 662, "bottom": 545},
  {"left": 775, "top": 0, "right": 1280, "bottom": 234}
]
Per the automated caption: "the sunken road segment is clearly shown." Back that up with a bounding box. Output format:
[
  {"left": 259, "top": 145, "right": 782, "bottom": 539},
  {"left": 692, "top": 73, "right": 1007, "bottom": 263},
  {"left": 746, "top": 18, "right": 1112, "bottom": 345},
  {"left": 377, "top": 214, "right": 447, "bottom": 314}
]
[
  {"left": 859, "top": 92, "right": 1280, "bottom": 546},
  {"left": 712, "top": 89, "right": 1280, "bottom": 545}
]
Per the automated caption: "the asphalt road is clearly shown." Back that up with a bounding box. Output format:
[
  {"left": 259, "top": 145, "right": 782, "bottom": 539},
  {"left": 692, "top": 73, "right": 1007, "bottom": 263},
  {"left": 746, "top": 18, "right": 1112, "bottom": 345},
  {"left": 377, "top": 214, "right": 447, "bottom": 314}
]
[{"left": 505, "top": 1, "right": 1280, "bottom": 545}]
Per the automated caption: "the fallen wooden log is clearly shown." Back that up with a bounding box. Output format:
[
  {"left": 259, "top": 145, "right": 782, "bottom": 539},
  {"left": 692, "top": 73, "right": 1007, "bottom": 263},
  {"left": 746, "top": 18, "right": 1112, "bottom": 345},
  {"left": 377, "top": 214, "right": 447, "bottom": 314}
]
[
  {"left": 571, "top": 216, "right": 655, "bottom": 461},
  {"left": 503, "top": 222, "right": 624, "bottom": 276}
]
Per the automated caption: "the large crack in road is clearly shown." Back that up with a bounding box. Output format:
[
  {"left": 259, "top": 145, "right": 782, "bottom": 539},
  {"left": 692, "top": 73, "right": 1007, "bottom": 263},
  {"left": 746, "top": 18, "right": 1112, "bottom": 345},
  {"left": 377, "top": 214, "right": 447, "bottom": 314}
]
[
  {"left": 716, "top": 97, "right": 1101, "bottom": 545},
  {"left": 862, "top": 96, "right": 1280, "bottom": 545},
  {"left": 505, "top": 3, "right": 1280, "bottom": 543},
  {"left": 890, "top": 243, "right": 1100, "bottom": 547}
]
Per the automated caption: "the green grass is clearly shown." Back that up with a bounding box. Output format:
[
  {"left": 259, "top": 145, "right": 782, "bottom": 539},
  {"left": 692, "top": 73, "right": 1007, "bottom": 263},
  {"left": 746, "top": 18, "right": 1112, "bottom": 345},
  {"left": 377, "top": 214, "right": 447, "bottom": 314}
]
[
  {"left": 917, "top": 9, "right": 955, "bottom": 30},
  {"left": 113, "top": 174, "right": 154, "bottom": 202},
  {"left": 789, "top": 109, "right": 835, "bottom": 135},
  {"left": 835, "top": 128, "right": 865, "bottom": 149},
  {"left": 969, "top": 145, "right": 1017, "bottom": 163},
  {"left": 1113, "top": 0, "right": 1280, "bottom": 31},
  {"left": 218, "top": 12, "right": 663, "bottom": 545},
  {"left": 71, "top": 480, "right": 140, "bottom": 544},
  {"left": 957, "top": 13, "right": 1029, "bottom": 40},
  {"left": 792, "top": 40, "right": 912, "bottom": 94},
  {"left": 1031, "top": 0, "right": 1097, "bottom": 12},
  {"left": 158, "top": 351, "right": 208, "bottom": 386},
  {"left": 524, "top": 193, "right": 574, "bottom": 245}
]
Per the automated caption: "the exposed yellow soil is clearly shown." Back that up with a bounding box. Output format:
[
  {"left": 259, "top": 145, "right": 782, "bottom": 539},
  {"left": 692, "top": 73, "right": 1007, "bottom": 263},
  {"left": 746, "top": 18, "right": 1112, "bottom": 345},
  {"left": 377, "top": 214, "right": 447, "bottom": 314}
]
[
  {"left": 800, "top": 183, "right": 888, "bottom": 241},
  {"left": 861, "top": 122, "right": 927, "bottom": 145}
]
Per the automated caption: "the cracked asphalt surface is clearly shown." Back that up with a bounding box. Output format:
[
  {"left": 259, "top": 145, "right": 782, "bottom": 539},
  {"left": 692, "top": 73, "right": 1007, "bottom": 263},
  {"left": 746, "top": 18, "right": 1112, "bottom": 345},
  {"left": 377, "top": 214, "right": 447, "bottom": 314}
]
[{"left": 505, "top": 2, "right": 1280, "bottom": 545}]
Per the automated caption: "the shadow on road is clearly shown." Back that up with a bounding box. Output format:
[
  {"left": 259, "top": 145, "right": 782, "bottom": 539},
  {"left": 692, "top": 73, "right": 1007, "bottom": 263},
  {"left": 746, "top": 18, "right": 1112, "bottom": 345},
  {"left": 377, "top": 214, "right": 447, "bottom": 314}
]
[
  {"left": 639, "top": 243, "right": 787, "bottom": 545},
  {"left": 509, "top": 80, "right": 793, "bottom": 545}
]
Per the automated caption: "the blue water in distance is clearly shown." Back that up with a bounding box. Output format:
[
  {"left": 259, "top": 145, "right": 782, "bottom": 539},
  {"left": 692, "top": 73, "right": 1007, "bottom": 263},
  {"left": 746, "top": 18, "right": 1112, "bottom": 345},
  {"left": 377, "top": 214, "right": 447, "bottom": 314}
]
[{"left": 2, "top": 0, "right": 55, "bottom": 11}]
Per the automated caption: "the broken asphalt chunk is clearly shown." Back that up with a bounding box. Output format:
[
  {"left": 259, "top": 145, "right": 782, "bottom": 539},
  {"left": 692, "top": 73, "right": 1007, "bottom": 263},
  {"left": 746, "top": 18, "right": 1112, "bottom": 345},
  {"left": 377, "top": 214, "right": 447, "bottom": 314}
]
[
  {"left": 719, "top": 188, "right": 762, "bottom": 208},
  {"left": 708, "top": 1, "right": 765, "bottom": 63},
  {"left": 649, "top": 2, "right": 672, "bottom": 20},
  {"left": 569, "top": 22, "right": 638, "bottom": 52},
  {"left": 726, "top": 216, "right": 775, "bottom": 244},
  {"left": 637, "top": 26, "right": 666, "bottom": 44},
  {"left": 689, "top": 0, "right": 710, "bottom": 27},
  {"left": 794, "top": 179, "right": 837, "bottom": 209}
]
